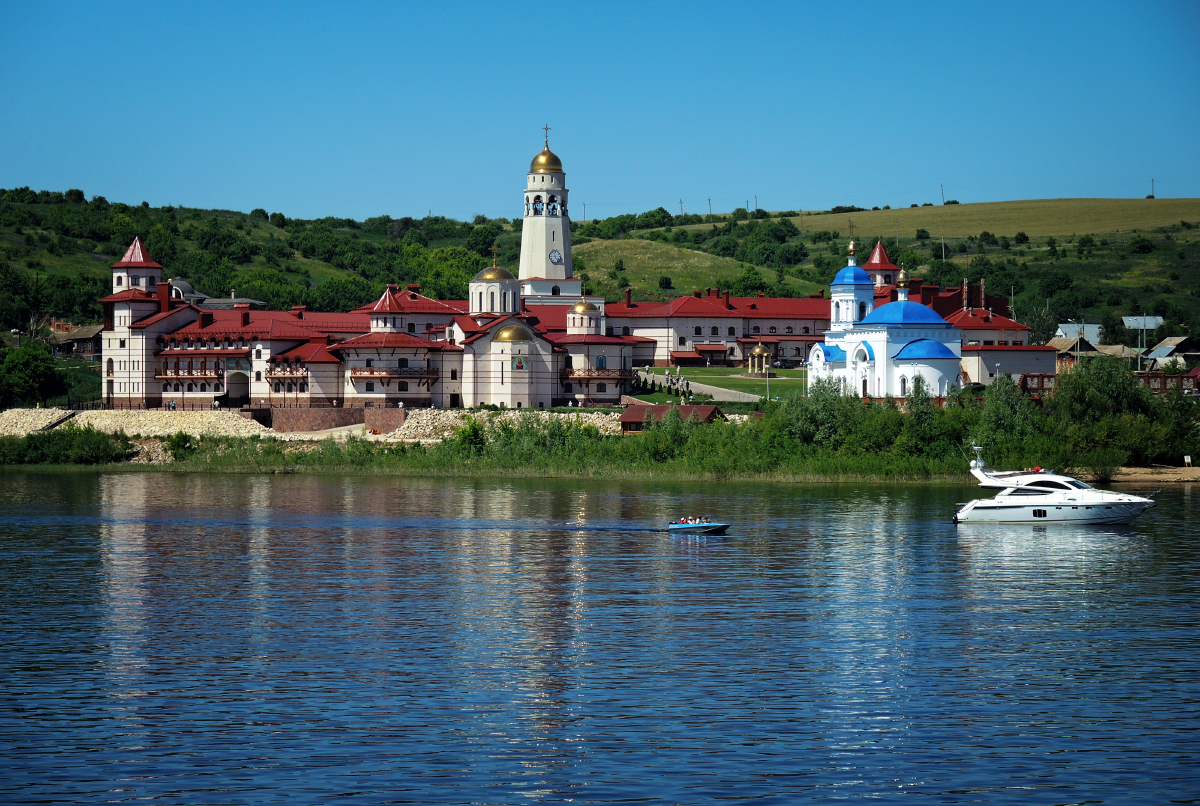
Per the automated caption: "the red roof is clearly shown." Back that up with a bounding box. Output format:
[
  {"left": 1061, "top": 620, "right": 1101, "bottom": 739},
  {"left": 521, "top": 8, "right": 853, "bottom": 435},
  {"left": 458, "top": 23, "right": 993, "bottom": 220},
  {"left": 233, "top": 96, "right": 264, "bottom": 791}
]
[
  {"left": 863, "top": 241, "right": 900, "bottom": 273},
  {"left": 618, "top": 404, "right": 725, "bottom": 424},
  {"left": 274, "top": 340, "right": 342, "bottom": 363},
  {"left": 694, "top": 343, "right": 730, "bottom": 352},
  {"left": 544, "top": 333, "right": 629, "bottom": 345},
  {"left": 98, "top": 288, "right": 159, "bottom": 303},
  {"left": 157, "top": 348, "right": 251, "bottom": 357},
  {"left": 111, "top": 237, "right": 162, "bottom": 269},
  {"left": 607, "top": 292, "right": 829, "bottom": 320},
  {"left": 165, "top": 309, "right": 369, "bottom": 340},
  {"left": 943, "top": 307, "right": 1030, "bottom": 332},
  {"left": 332, "top": 332, "right": 443, "bottom": 351},
  {"left": 352, "top": 284, "right": 466, "bottom": 316},
  {"left": 960, "top": 344, "right": 1057, "bottom": 352},
  {"left": 669, "top": 350, "right": 702, "bottom": 359}
]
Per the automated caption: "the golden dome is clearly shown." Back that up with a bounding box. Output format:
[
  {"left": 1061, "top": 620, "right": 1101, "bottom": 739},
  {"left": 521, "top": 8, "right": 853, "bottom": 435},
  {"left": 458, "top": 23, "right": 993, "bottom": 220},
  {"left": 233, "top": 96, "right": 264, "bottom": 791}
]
[
  {"left": 750, "top": 342, "right": 772, "bottom": 356},
  {"left": 571, "top": 301, "right": 600, "bottom": 313},
  {"left": 494, "top": 324, "right": 534, "bottom": 342},
  {"left": 897, "top": 268, "right": 908, "bottom": 284},
  {"left": 530, "top": 144, "right": 563, "bottom": 173},
  {"left": 475, "top": 266, "right": 515, "bottom": 281}
]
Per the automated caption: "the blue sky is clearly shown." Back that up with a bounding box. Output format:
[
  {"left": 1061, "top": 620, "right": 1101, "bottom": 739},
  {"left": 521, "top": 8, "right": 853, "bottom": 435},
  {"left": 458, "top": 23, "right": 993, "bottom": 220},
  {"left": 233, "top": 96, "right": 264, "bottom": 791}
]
[{"left": 2, "top": 1, "right": 1197, "bottom": 221}]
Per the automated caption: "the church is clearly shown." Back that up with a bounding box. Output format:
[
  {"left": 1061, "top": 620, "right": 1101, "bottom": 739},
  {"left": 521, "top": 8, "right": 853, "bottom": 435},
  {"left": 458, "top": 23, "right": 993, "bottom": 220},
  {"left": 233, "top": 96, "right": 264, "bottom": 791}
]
[
  {"left": 808, "top": 241, "right": 962, "bottom": 398},
  {"left": 100, "top": 136, "right": 1024, "bottom": 410}
]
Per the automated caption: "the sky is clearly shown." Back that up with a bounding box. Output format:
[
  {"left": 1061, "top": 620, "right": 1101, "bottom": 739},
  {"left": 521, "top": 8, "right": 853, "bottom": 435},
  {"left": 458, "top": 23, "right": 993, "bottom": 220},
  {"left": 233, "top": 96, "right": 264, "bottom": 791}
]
[{"left": 1, "top": 1, "right": 1198, "bottom": 222}]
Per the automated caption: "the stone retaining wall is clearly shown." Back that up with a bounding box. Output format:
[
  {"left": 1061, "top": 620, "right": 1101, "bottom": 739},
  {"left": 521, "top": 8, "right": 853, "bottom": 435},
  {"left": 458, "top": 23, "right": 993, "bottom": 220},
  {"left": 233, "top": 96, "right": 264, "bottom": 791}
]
[
  {"left": 270, "top": 408, "right": 365, "bottom": 433},
  {"left": 364, "top": 408, "right": 407, "bottom": 434}
]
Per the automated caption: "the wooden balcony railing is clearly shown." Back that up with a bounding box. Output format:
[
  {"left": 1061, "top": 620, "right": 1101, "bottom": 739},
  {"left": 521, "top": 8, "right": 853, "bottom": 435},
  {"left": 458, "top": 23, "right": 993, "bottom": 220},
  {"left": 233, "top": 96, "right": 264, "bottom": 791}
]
[
  {"left": 154, "top": 368, "right": 223, "bottom": 379},
  {"left": 560, "top": 367, "right": 636, "bottom": 380},
  {"left": 266, "top": 366, "right": 310, "bottom": 378},
  {"left": 350, "top": 366, "right": 439, "bottom": 378}
]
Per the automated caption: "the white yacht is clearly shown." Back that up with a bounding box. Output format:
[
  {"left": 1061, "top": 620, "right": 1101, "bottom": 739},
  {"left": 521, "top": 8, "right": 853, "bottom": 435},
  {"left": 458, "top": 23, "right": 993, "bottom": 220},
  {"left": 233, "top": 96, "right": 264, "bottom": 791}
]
[{"left": 954, "top": 449, "right": 1155, "bottom": 525}]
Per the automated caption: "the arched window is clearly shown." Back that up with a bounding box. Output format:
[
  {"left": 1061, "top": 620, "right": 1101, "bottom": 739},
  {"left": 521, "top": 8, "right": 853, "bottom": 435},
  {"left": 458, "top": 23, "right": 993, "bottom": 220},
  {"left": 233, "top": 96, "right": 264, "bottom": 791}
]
[
  {"left": 885, "top": 274, "right": 892, "bottom": 284},
  {"left": 286, "top": 382, "right": 293, "bottom": 392},
  {"left": 255, "top": 348, "right": 262, "bottom": 360},
  {"left": 769, "top": 326, "right": 777, "bottom": 334},
  {"left": 694, "top": 326, "right": 702, "bottom": 336},
  {"left": 255, "top": 371, "right": 262, "bottom": 381},
  {"left": 116, "top": 276, "right": 123, "bottom": 286},
  {"left": 162, "top": 383, "right": 169, "bottom": 391},
  {"left": 174, "top": 383, "right": 180, "bottom": 392},
  {"left": 802, "top": 326, "right": 810, "bottom": 334},
  {"left": 900, "top": 376, "right": 908, "bottom": 396},
  {"left": 834, "top": 301, "right": 840, "bottom": 320},
  {"left": 297, "top": 382, "right": 305, "bottom": 393},
  {"left": 200, "top": 383, "right": 208, "bottom": 392},
  {"left": 398, "top": 381, "right": 409, "bottom": 391},
  {"left": 533, "top": 195, "right": 544, "bottom": 215},
  {"left": 859, "top": 301, "right": 867, "bottom": 320},
  {"left": 551, "top": 286, "right": 560, "bottom": 296},
  {"left": 186, "top": 383, "right": 194, "bottom": 392},
  {"left": 398, "top": 357, "right": 409, "bottom": 368},
  {"left": 678, "top": 336, "right": 686, "bottom": 346},
  {"left": 785, "top": 326, "right": 793, "bottom": 334},
  {"left": 605, "top": 325, "right": 614, "bottom": 336},
  {"left": 596, "top": 355, "right": 607, "bottom": 369},
  {"left": 106, "top": 358, "right": 113, "bottom": 375},
  {"left": 728, "top": 326, "right": 736, "bottom": 336},
  {"left": 710, "top": 326, "right": 719, "bottom": 336},
  {"left": 215, "top": 384, "right": 222, "bottom": 393},
  {"left": 501, "top": 291, "right": 507, "bottom": 310},
  {"left": 597, "top": 383, "right": 607, "bottom": 393},
  {"left": 752, "top": 326, "right": 760, "bottom": 334},
  {"left": 274, "top": 382, "right": 282, "bottom": 393},
  {"left": 366, "top": 382, "right": 374, "bottom": 392},
  {"left": 407, "top": 323, "right": 416, "bottom": 332},
  {"left": 622, "top": 326, "right": 630, "bottom": 336}
]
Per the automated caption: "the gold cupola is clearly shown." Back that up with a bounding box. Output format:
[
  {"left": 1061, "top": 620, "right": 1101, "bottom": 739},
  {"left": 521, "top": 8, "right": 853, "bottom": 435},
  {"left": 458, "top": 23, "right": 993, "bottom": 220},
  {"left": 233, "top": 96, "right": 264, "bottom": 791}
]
[
  {"left": 530, "top": 142, "right": 563, "bottom": 173},
  {"left": 494, "top": 324, "right": 534, "bottom": 342},
  {"left": 570, "top": 300, "right": 600, "bottom": 313}
]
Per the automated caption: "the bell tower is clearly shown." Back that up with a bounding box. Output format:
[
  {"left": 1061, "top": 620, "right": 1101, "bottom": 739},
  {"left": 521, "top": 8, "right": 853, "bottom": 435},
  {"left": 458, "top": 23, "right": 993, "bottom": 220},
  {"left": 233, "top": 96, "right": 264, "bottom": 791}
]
[{"left": 518, "top": 126, "right": 573, "bottom": 282}]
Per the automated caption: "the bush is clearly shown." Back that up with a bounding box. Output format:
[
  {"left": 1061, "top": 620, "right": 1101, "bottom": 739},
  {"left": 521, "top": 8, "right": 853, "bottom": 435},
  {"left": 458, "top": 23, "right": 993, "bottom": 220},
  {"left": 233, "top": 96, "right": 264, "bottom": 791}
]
[
  {"left": 1014, "top": 231, "right": 1029, "bottom": 244},
  {"left": 1078, "top": 446, "right": 1129, "bottom": 484},
  {"left": 915, "top": 228, "right": 930, "bottom": 240},
  {"left": 0, "top": 426, "right": 133, "bottom": 465},
  {"left": 658, "top": 275, "right": 673, "bottom": 289},
  {"left": 1129, "top": 235, "right": 1155, "bottom": 254}
]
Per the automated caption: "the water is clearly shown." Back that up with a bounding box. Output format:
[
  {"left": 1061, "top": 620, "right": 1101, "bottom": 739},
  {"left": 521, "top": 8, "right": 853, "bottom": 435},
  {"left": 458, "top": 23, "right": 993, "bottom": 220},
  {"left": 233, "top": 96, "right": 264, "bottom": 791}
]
[{"left": 2, "top": 472, "right": 1197, "bottom": 804}]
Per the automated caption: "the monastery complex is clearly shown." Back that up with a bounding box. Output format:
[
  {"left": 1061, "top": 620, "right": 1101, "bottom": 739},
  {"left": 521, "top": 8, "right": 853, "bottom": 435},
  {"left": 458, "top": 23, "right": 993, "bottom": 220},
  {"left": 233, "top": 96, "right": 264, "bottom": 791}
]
[{"left": 100, "top": 139, "right": 1054, "bottom": 410}]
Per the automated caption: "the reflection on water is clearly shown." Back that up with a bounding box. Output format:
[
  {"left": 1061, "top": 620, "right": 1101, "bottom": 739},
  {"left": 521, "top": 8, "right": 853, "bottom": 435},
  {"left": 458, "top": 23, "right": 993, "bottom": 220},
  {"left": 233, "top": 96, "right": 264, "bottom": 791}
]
[{"left": 1, "top": 472, "right": 1198, "bottom": 804}]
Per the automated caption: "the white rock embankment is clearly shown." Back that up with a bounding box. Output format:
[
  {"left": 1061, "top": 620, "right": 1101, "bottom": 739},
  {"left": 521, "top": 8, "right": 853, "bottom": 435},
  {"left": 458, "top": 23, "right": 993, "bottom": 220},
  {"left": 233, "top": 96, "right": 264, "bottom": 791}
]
[
  {"left": 0, "top": 408, "right": 72, "bottom": 436},
  {"left": 71, "top": 411, "right": 270, "bottom": 438},
  {"left": 389, "top": 409, "right": 622, "bottom": 441}
]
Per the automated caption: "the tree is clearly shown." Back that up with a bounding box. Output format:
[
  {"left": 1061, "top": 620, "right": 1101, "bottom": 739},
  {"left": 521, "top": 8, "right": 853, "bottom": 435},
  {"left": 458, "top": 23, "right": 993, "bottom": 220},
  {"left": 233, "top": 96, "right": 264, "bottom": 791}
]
[
  {"left": 658, "top": 275, "right": 673, "bottom": 289},
  {"left": 915, "top": 228, "right": 930, "bottom": 240},
  {"left": 729, "top": 265, "right": 769, "bottom": 296},
  {"left": 613, "top": 258, "right": 625, "bottom": 272},
  {"left": 1129, "top": 234, "right": 1154, "bottom": 254},
  {"left": 1023, "top": 303, "right": 1058, "bottom": 345},
  {"left": 970, "top": 373, "right": 1036, "bottom": 464},
  {"left": 1014, "top": 231, "right": 1029, "bottom": 245},
  {"left": 1046, "top": 356, "right": 1153, "bottom": 424},
  {"left": 0, "top": 341, "right": 64, "bottom": 405},
  {"left": 250, "top": 208, "right": 268, "bottom": 221},
  {"left": 465, "top": 223, "right": 501, "bottom": 256},
  {"left": 65, "top": 189, "right": 85, "bottom": 204},
  {"left": 269, "top": 212, "right": 287, "bottom": 229}
]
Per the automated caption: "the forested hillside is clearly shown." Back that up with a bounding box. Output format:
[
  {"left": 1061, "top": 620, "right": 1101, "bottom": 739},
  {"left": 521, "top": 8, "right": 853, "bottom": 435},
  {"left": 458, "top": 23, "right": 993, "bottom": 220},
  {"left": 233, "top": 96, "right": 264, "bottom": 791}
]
[{"left": 1, "top": 186, "right": 1197, "bottom": 350}]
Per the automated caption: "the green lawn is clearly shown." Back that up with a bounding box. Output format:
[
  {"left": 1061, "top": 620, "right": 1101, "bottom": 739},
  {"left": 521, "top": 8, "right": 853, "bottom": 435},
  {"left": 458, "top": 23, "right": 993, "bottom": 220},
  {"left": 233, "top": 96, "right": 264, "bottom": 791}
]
[{"left": 639, "top": 366, "right": 808, "bottom": 398}]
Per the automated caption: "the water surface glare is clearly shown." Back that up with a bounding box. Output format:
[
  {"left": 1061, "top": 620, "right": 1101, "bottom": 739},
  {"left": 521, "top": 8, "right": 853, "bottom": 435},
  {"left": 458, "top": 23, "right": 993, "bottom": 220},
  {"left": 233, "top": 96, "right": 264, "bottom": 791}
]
[{"left": 2, "top": 472, "right": 1197, "bottom": 804}]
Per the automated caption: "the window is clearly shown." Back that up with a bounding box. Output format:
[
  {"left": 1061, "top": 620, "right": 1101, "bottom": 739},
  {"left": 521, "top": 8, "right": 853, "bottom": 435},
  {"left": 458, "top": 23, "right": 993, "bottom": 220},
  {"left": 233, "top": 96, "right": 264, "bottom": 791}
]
[
  {"left": 859, "top": 301, "right": 867, "bottom": 320},
  {"left": 622, "top": 326, "right": 630, "bottom": 336},
  {"left": 119, "top": 339, "right": 126, "bottom": 348},
  {"left": 490, "top": 292, "right": 495, "bottom": 310},
  {"left": 802, "top": 326, "right": 810, "bottom": 334},
  {"left": 694, "top": 326, "right": 702, "bottom": 336},
  {"left": 116, "top": 276, "right": 123, "bottom": 286},
  {"left": 900, "top": 377, "right": 907, "bottom": 396},
  {"left": 286, "top": 382, "right": 294, "bottom": 392},
  {"left": 551, "top": 286, "right": 560, "bottom": 296},
  {"left": 710, "top": 326, "right": 719, "bottom": 336},
  {"left": 366, "top": 382, "right": 375, "bottom": 392},
  {"left": 131, "top": 275, "right": 141, "bottom": 286},
  {"left": 274, "top": 382, "right": 282, "bottom": 392},
  {"left": 769, "top": 326, "right": 777, "bottom": 334},
  {"left": 728, "top": 327, "right": 736, "bottom": 337},
  {"left": 174, "top": 383, "right": 180, "bottom": 392},
  {"left": 1028, "top": 481, "right": 1073, "bottom": 491},
  {"left": 752, "top": 326, "right": 760, "bottom": 334},
  {"left": 255, "top": 348, "right": 262, "bottom": 359},
  {"left": 200, "top": 383, "right": 208, "bottom": 392},
  {"left": 162, "top": 383, "right": 169, "bottom": 391},
  {"left": 678, "top": 336, "right": 686, "bottom": 346},
  {"left": 1033, "top": 509, "right": 1048, "bottom": 518},
  {"left": 834, "top": 301, "right": 839, "bottom": 320},
  {"left": 215, "top": 383, "right": 222, "bottom": 392},
  {"left": 407, "top": 323, "right": 416, "bottom": 333},
  {"left": 606, "top": 326, "right": 614, "bottom": 336},
  {"left": 255, "top": 371, "right": 262, "bottom": 381},
  {"left": 398, "top": 381, "right": 409, "bottom": 391},
  {"left": 785, "top": 326, "right": 793, "bottom": 334},
  {"left": 597, "top": 383, "right": 607, "bottom": 393},
  {"left": 186, "top": 383, "right": 194, "bottom": 392},
  {"left": 450, "top": 369, "right": 458, "bottom": 380},
  {"left": 564, "top": 383, "right": 572, "bottom": 392}
]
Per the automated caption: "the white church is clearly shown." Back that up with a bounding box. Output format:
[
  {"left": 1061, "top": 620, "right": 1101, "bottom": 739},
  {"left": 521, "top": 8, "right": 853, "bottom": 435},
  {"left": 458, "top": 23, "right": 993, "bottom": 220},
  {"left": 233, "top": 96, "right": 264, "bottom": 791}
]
[{"left": 808, "top": 242, "right": 962, "bottom": 398}]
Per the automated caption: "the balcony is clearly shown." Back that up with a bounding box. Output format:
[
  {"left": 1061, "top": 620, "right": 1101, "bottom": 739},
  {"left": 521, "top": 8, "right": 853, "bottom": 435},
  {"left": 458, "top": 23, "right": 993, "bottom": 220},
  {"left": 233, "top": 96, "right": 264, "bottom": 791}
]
[
  {"left": 560, "top": 367, "right": 637, "bottom": 380},
  {"left": 154, "top": 367, "right": 223, "bottom": 380},
  {"left": 351, "top": 366, "right": 439, "bottom": 378},
  {"left": 266, "top": 366, "right": 310, "bottom": 379}
]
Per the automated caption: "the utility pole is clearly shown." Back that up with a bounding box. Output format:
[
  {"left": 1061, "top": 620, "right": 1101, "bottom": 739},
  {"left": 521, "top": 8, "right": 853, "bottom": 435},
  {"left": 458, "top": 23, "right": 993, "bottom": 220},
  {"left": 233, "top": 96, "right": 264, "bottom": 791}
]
[
  {"left": 754, "top": 194, "right": 758, "bottom": 213},
  {"left": 941, "top": 235, "right": 946, "bottom": 260},
  {"left": 707, "top": 198, "right": 712, "bottom": 223},
  {"left": 895, "top": 219, "right": 899, "bottom": 251},
  {"left": 680, "top": 199, "right": 684, "bottom": 216},
  {"left": 940, "top": 184, "right": 945, "bottom": 204},
  {"left": 582, "top": 203, "right": 585, "bottom": 222},
  {"left": 1152, "top": 178, "right": 1155, "bottom": 198}
]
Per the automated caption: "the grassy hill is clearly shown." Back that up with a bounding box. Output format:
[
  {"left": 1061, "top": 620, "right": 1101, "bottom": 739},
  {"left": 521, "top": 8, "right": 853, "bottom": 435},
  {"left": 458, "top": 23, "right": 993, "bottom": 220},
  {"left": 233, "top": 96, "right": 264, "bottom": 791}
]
[
  {"left": 573, "top": 239, "right": 822, "bottom": 301},
  {"left": 1, "top": 186, "right": 1198, "bottom": 348}
]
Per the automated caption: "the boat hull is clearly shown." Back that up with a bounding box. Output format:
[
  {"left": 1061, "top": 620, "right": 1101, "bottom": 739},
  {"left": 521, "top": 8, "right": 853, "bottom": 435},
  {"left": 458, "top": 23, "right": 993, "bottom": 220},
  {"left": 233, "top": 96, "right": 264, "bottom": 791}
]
[
  {"left": 668, "top": 523, "right": 730, "bottom": 535},
  {"left": 955, "top": 501, "right": 1152, "bottom": 525}
]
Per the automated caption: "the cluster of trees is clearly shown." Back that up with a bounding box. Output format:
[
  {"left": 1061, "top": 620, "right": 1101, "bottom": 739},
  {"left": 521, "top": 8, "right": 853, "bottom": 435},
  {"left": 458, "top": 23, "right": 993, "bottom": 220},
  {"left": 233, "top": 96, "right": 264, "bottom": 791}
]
[
  {"left": 0, "top": 341, "right": 65, "bottom": 407},
  {"left": 0, "top": 425, "right": 133, "bottom": 465},
  {"left": 0, "top": 264, "right": 108, "bottom": 331}
]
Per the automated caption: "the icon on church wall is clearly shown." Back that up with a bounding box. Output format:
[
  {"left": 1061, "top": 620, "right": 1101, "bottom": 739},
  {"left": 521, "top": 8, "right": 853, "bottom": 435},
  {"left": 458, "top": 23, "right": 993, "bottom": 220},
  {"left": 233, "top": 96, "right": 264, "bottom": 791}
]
[{"left": 511, "top": 356, "right": 528, "bottom": 371}]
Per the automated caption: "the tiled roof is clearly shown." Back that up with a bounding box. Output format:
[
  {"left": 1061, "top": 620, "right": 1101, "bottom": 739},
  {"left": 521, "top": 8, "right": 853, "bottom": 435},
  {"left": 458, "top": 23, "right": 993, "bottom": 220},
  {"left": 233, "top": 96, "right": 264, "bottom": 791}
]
[
  {"left": 274, "top": 340, "right": 342, "bottom": 363},
  {"left": 165, "top": 309, "right": 369, "bottom": 340},
  {"left": 606, "top": 293, "right": 829, "bottom": 320},
  {"left": 332, "top": 332, "right": 443, "bottom": 350},
  {"left": 863, "top": 241, "right": 901, "bottom": 273},
  {"left": 943, "top": 307, "right": 1029, "bottom": 331},
  {"left": 543, "top": 333, "right": 629, "bottom": 345},
  {"left": 351, "top": 285, "right": 466, "bottom": 316},
  {"left": 618, "top": 404, "right": 725, "bottom": 424},
  {"left": 111, "top": 237, "right": 162, "bottom": 269},
  {"left": 99, "top": 289, "right": 159, "bottom": 303}
]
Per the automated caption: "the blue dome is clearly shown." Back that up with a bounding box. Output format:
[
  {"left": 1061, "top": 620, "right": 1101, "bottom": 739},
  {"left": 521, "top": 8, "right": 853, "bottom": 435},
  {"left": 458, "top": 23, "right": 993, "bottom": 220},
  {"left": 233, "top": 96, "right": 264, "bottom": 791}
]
[
  {"left": 893, "top": 339, "right": 959, "bottom": 360},
  {"left": 831, "top": 264, "right": 872, "bottom": 286},
  {"left": 860, "top": 300, "right": 949, "bottom": 326}
]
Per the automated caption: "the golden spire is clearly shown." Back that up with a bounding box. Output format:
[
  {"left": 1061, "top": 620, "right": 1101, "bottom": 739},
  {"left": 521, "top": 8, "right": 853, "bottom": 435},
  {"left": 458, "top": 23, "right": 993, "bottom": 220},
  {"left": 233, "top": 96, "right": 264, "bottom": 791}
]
[{"left": 543, "top": 123, "right": 551, "bottom": 146}]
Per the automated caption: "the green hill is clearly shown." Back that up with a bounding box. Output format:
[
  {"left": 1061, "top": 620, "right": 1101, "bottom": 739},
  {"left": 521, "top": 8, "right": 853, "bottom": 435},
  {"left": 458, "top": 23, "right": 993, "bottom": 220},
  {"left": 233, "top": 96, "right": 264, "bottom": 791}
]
[{"left": 1, "top": 186, "right": 1197, "bottom": 349}]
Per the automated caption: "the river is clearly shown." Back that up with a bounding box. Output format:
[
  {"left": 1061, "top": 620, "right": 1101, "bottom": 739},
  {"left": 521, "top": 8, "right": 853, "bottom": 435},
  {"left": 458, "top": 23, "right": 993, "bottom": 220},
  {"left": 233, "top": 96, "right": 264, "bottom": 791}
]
[{"left": 2, "top": 472, "right": 1197, "bottom": 804}]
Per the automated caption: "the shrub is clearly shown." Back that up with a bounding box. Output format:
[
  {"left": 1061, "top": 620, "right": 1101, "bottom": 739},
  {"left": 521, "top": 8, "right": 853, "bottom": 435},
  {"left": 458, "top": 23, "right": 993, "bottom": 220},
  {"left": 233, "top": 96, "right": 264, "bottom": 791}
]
[
  {"left": 1014, "top": 231, "right": 1029, "bottom": 244},
  {"left": 658, "top": 275, "right": 673, "bottom": 289},
  {"left": 915, "top": 228, "right": 930, "bottom": 240}
]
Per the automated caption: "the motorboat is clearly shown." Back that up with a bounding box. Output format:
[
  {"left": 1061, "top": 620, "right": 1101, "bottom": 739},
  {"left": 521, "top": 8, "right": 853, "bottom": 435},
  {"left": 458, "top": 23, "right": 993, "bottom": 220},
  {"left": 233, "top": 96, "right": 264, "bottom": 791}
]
[
  {"left": 668, "top": 521, "right": 730, "bottom": 535},
  {"left": 954, "top": 448, "right": 1156, "bottom": 525}
]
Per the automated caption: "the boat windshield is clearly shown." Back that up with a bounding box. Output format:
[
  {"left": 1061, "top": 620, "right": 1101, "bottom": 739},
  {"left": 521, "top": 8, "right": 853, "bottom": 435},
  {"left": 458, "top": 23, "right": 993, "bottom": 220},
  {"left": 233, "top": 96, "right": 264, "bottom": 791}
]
[
  {"left": 1066, "top": 480, "right": 1092, "bottom": 489},
  {"left": 1005, "top": 487, "right": 1050, "bottom": 496}
]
